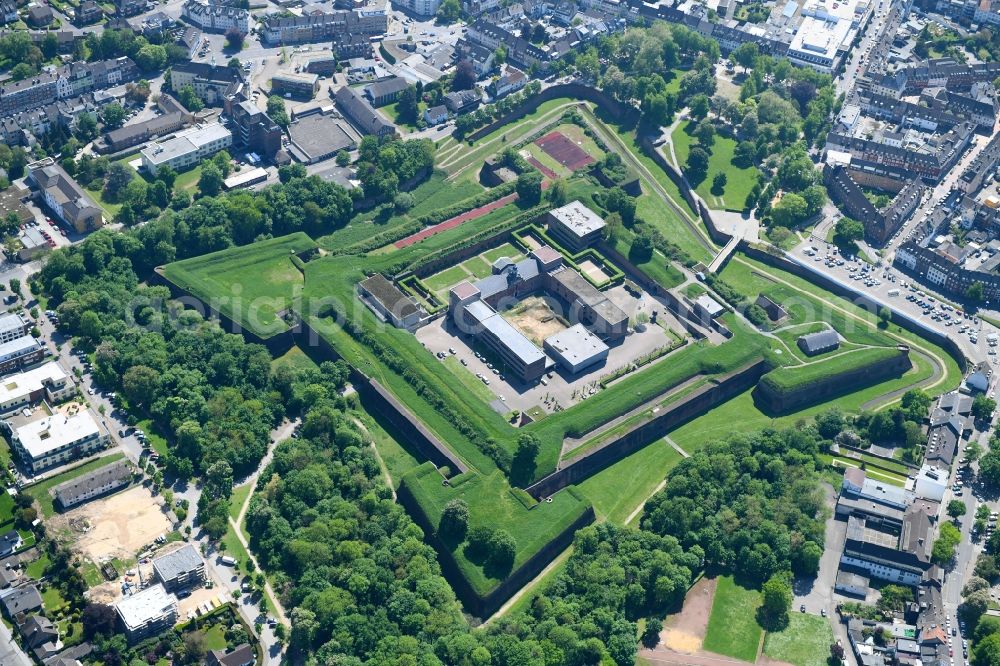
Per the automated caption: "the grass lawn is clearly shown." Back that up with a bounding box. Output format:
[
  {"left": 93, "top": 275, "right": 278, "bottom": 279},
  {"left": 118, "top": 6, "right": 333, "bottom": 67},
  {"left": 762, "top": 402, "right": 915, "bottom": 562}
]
[
  {"left": 229, "top": 484, "right": 252, "bottom": 522},
  {"left": 703, "top": 576, "right": 763, "bottom": 662},
  {"left": 442, "top": 356, "right": 496, "bottom": 405},
  {"left": 764, "top": 613, "right": 836, "bottom": 666},
  {"left": 424, "top": 264, "right": 471, "bottom": 294},
  {"left": 41, "top": 586, "right": 68, "bottom": 614},
  {"left": 201, "top": 623, "right": 229, "bottom": 651},
  {"left": 481, "top": 242, "right": 527, "bottom": 265},
  {"left": 400, "top": 463, "right": 591, "bottom": 597},
  {"left": 0, "top": 493, "right": 14, "bottom": 525},
  {"left": 381, "top": 100, "right": 427, "bottom": 129},
  {"left": 161, "top": 233, "right": 317, "bottom": 338},
  {"left": 173, "top": 164, "right": 204, "bottom": 192},
  {"left": 671, "top": 120, "right": 759, "bottom": 212},
  {"left": 610, "top": 227, "right": 685, "bottom": 290},
  {"left": 25, "top": 553, "right": 50, "bottom": 579},
  {"left": 135, "top": 418, "right": 169, "bottom": 457},
  {"left": 271, "top": 345, "right": 319, "bottom": 373},
  {"left": 576, "top": 438, "right": 682, "bottom": 524},
  {"left": 358, "top": 409, "right": 422, "bottom": 487},
  {"left": 80, "top": 560, "right": 103, "bottom": 588},
  {"left": 83, "top": 185, "right": 123, "bottom": 217},
  {"left": 26, "top": 452, "right": 127, "bottom": 518}
]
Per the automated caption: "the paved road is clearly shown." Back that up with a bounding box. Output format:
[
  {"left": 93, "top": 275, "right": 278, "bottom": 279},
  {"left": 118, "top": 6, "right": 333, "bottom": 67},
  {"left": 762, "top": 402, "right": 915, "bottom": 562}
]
[{"left": 0, "top": 619, "right": 31, "bottom": 666}]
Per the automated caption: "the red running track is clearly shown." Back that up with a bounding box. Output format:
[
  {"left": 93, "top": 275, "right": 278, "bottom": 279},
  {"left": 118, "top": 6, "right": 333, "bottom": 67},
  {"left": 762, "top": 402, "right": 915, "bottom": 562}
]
[{"left": 394, "top": 193, "right": 519, "bottom": 248}]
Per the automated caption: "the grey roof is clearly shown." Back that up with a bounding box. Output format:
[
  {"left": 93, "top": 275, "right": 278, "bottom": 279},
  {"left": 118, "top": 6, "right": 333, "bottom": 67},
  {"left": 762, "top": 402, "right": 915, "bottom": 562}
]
[
  {"left": 0, "top": 312, "right": 26, "bottom": 337},
  {"left": 835, "top": 570, "right": 869, "bottom": 589},
  {"left": 474, "top": 256, "right": 540, "bottom": 300},
  {"left": 209, "top": 643, "right": 254, "bottom": 666},
  {"left": 1, "top": 584, "right": 42, "bottom": 616},
  {"left": 152, "top": 544, "right": 203, "bottom": 583},
  {"left": 0, "top": 530, "right": 20, "bottom": 556},
  {"left": 463, "top": 300, "right": 546, "bottom": 367},
  {"left": 334, "top": 86, "right": 394, "bottom": 136},
  {"left": 365, "top": 76, "right": 408, "bottom": 100},
  {"left": 798, "top": 329, "right": 840, "bottom": 354},
  {"left": 0, "top": 336, "right": 43, "bottom": 364},
  {"left": 359, "top": 274, "right": 418, "bottom": 319},
  {"left": 20, "top": 614, "right": 57, "bottom": 648},
  {"left": 53, "top": 459, "right": 131, "bottom": 507},
  {"left": 286, "top": 113, "right": 355, "bottom": 162}
]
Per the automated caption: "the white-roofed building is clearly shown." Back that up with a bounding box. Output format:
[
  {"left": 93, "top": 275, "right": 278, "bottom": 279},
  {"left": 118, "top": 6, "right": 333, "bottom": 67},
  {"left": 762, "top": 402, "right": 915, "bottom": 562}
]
[
  {"left": 545, "top": 200, "right": 606, "bottom": 251},
  {"left": 786, "top": 15, "right": 852, "bottom": 73},
  {"left": 0, "top": 361, "right": 73, "bottom": 413},
  {"left": 140, "top": 122, "right": 233, "bottom": 175},
  {"left": 543, "top": 323, "right": 609, "bottom": 373},
  {"left": 4, "top": 408, "right": 109, "bottom": 473},
  {"left": 116, "top": 583, "right": 178, "bottom": 642},
  {"left": 0, "top": 312, "right": 29, "bottom": 344}
]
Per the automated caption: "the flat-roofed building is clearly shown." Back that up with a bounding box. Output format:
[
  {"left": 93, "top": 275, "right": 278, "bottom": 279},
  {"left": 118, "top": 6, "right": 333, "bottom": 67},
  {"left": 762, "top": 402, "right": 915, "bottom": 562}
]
[
  {"left": 547, "top": 267, "right": 627, "bottom": 341},
  {"left": 152, "top": 544, "right": 205, "bottom": 591},
  {"left": 223, "top": 167, "right": 268, "bottom": 190},
  {"left": 53, "top": 459, "right": 132, "bottom": 509},
  {"left": 286, "top": 112, "right": 356, "bottom": 163},
  {"left": 358, "top": 274, "right": 421, "bottom": 330},
  {"left": 543, "top": 323, "right": 609, "bottom": 374},
  {"left": 0, "top": 362, "right": 74, "bottom": 413},
  {"left": 270, "top": 73, "right": 319, "bottom": 100},
  {"left": 0, "top": 337, "right": 45, "bottom": 375},
  {"left": 0, "top": 313, "right": 28, "bottom": 344},
  {"left": 693, "top": 294, "right": 724, "bottom": 320},
  {"left": 459, "top": 300, "right": 551, "bottom": 381},
  {"left": 96, "top": 109, "right": 189, "bottom": 154},
  {"left": 545, "top": 200, "right": 606, "bottom": 252},
  {"left": 5, "top": 408, "right": 110, "bottom": 473},
  {"left": 140, "top": 123, "right": 233, "bottom": 175},
  {"left": 116, "top": 583, "right": 178, "bottom": 642}
]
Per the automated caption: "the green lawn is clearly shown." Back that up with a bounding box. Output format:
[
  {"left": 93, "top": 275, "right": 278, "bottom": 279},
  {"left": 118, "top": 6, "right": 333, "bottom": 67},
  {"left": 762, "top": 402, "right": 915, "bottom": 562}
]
[
  {"left": 610, "top": 227, "right": 685, "bottom": 290},
  {"left": 229, "top": 484, "right": 252, "bottom": 522},
  {"left": 672, "top": 120, "right": 759, "bottom": 212},
  {"left": 481, "top": 243, "right": 527, "bottom": 265},
  {"left": 173, "top": 164, "right": 204, "bottom": 192},
  {"left": 359, "top": 410, "right": 422, "bottom": 488},
  {"left": 424, "top": 264, "right": 471, "bottom": 294},
  {"left": 83, "top": 185, "right": 124, "bottom": 217},
  {"left": 764, "top": 613, "right": 836, "bottom": 666},
  {"left": 136, "top": 418, "right": 169, "bottom": 457},
  {"left": 271, "top": 345, "right": 320, "bottom": 373},
  {"left": 576, "top": 438, "right": 682, "bottom": 524},
  {"left": 400, "top": 463, "right": 591, "bottom": 598},
  {"left": 201, "top": 623, "right": 229, "bottom": 651},
  {"left": 41, "top": 586, "right": 68, "bottom": 614},
  {"left": 26, "top": 452, "right": 127, "bottom": 517},
  {"left": 703, "top": 576, "right": 763, "bottom": 661},
  {"left": 25, "top": 553, "right": 50, "bottom": 579},
  {"left": 441, "top": 356, "right": 497, "bottom": 405},
  {"left": 161, "top": 233, "right": 317, "bottom": 338},
  {"left": 79, "top": 560, "right": 103, "bottom": 588}
]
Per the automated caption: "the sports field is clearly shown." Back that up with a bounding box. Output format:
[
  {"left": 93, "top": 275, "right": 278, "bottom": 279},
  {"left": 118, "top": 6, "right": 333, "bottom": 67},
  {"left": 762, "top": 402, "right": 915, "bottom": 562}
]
[{"left": 161, "top": 233, "right": 317, "bottom": 337}]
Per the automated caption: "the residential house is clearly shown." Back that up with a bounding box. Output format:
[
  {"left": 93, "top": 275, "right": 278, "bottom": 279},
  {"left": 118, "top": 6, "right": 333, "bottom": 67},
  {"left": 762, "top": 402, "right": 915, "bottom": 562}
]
[
  {"left": 0, "top": 530, "right": 21, "bottom": 557},
  {"left": 424, "top": 104, "right": 448, "bottom": 126},
  {"left": 334, "top": 85, "right": 395, "bottom": 137},
  {"left": 490, "top": 67, "right": 526, "bottom": 98},
  {"left": 116, "top": 584, "right": 178, "bottom": 642},
  {"left": 169, "top": 61, "right": 244, "bottom": 106},
  {"left": 0, "top": 0, "right": 18, "bottom": 24},
  {"left": 1, "top": 585, "right": 42, "bottom": 618},
  {"left": 182, "top": 0, "right": 250, "bottom": 33},
  {"left": 443, "top": 89, "right": 481, "bottom": 114},
  {"left": 53, "top": 459, "right": 132, "bottom": 509},
  {"left": 26, "top": 5, "right": 52, "bottom": 27},
  {"left": 73, "top": 0, "right": 104, "bottom": 25},
  {"left": 27, "top": 160, "right": 103, "bottom": 234},
  {"left": 208, "top": 644, "right": 255, "bottom": 666}
]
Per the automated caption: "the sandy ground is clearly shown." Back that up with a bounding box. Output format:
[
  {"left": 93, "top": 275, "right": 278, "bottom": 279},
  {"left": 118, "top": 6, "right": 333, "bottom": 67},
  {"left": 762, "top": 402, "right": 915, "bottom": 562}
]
[
  {"left": 661, "top": 576, "right": 717, "bottom": 653},
  {"left": 503, "top": 296, "right": 568, "bottom": 345},
  {"left": 578, "top": 258, "right": 611, "bottom": 283},
  {"left": 48, "top": 486, "right": 171, "bottom": 563}
]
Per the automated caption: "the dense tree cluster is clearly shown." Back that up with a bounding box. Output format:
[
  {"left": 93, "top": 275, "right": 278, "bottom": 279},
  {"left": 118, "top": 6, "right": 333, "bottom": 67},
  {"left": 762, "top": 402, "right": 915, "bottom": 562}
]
[
  {"left": 356, "top": 136, "right": 435, "bottom": 201},
  {"left": 641, "top": 427, "right": 826, "bottom": 583}
]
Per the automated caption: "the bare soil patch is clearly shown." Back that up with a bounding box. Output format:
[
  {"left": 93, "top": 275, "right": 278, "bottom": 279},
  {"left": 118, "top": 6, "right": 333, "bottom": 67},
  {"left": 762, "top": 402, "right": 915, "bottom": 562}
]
[
  {"left": 578, "top": 258, "right": 611, "bottom": 283},
  {"left": 503, "top": 296, "right": 568, "bottom": 346},
  {"left": 47, "top": 486, "right": 171, "bottom": 563},
  {"left": 661, "top": 576, "right": 717, "bottom": 653}
]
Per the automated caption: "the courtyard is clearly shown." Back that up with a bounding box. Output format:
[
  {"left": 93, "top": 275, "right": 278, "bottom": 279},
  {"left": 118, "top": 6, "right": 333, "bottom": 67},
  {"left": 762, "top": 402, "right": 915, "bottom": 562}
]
[{"left": 415, "top": 283, "right": 687, "bottom": 416}]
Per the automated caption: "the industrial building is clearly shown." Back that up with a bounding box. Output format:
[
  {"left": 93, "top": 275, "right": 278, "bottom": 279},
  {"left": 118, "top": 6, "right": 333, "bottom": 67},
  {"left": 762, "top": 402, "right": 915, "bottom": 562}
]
[
  {"left": 140, "top": 123, "right": 233, "bottom": 175},
  {"left": 358, "top": 274, "right": 422, "bottom": 330},
  {"left": 286, "top": 111, "right": 357, "bottom": 163}
]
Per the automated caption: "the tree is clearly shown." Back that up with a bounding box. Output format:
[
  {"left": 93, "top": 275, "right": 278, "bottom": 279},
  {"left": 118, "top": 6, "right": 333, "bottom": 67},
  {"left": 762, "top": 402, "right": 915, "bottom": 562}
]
[
  {"left": 772, "top": 192, "right": 809, "bottom": 227},
  {"left": 878, "top": 306, "right": 891, "bottom": 327},
  {"left": 711, "top": 172, "right": 727, "bottom": 195},
  {"left": 183, "top": 631, "right": 208, "bottom": 662},
  {"left": 453, "top": 60, "right": 476, "bottom": 91},
  {"left": 335, "top": 150, "right": 350, "bottom": 167},
  {"left": 511, "top": 433, "right": 540, "bottom": 485},
  {"left": 948, "top": 500, "right": 968, "bottom": 519},
  {"left": 487, "top": 529, "right": 516, "bottom": 574},
  {"left": 198, "top": 163, "right": 223, "bottom": 197},
  {"left": 982, "top": 450, "right": 1000, "bottom": 487},
  {"left": 100, "top": 103, "right": 128, "bottom": 130},
  {"left": 641, "top": 618, "right": 663, "bottom": 648},
  {"left": 730, "top": 42, "right": 759, "bottom": 72},
  {"left": 439, "top": 499, "right": 469, "bottom": 544},
  {"left": 76, "top": 112, "right": 98, "bottom": 141},
  {"left": 437, "top": 0, "right": 461, "bottom": 22},
  {"left": 266, "top": 95, "right": 289, "bottom": 127},
  {"left": 103, "top": 163, "right": 134, "bottom": 202},
  {"left": 516, "top": 171, "right": 542, "bottom": 205},
  {"left": 975, "top": 633, "right": 1000, "bottom": 666},
  {"left": 973, "top": 394, "right": 997, "bottom": 421},
  {"left": 685, "top": 147, "right": 710, "bottom": 184},
  {"left": 760, "top": 574, "right": 791, "bottom": 628},
  {"left": 126, "top": 80, "right": 151, "bottom": 104},
  {"left": 967, "top": 281, "right": 985, "bottom": 302},
  {"left": 830, "top": 642, "right": 845, "bottom": 665},
  {"left": 689, "top": 94, "right": 710, "bottom": 120},
  {"left": 547, "top": 178, "right": 568, "bottom": 206},
  {"left": 134, "top": 44, "right": 167, "bottom": 72},
  {"left": 397, "top": 85, "right": 420, "bottom": 124},
  {"left": 8, "top": 278, "right": 20, "bottom": 297},
  {"left": 932, "top": 521, "right": 962, "bottom": 564},
  {"left": 177, "top": 84, "right": 204, "bottom": 112},
  {"left": 225, "top": 28, "right": 245, "bottom": 51},
  {"left": 82, "top": 603, "right": 117, "bottom": 639}
]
